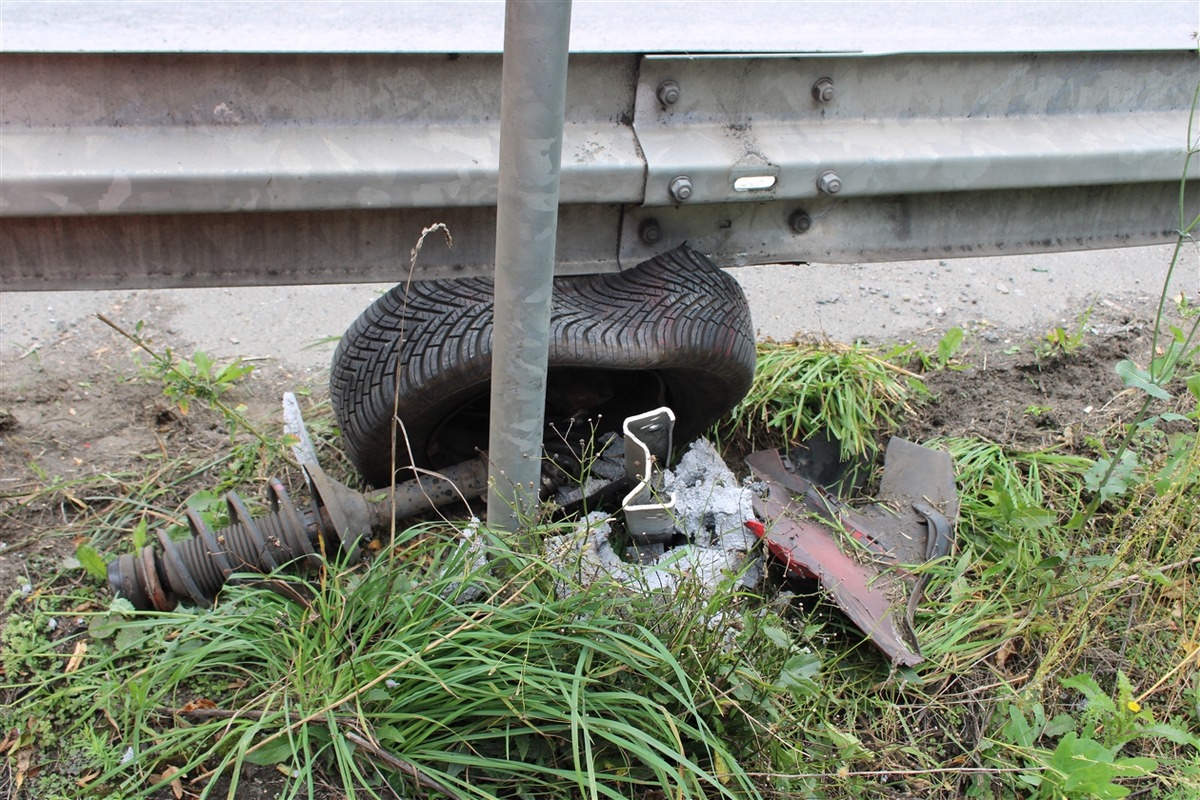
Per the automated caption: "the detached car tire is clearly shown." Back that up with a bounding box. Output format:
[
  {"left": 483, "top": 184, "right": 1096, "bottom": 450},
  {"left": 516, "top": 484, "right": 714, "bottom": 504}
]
[{"left": 330, "top": 245, "right": 756, "bottom": 487}]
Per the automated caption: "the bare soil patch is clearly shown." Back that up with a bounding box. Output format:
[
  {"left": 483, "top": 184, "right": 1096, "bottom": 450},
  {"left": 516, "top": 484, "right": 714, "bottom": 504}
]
[
  {"left": 0, "top": 314, "right": 297, "bottom": 617},
  {"left": 902, "top": 309, "right": 1151, "bottom": 448}
]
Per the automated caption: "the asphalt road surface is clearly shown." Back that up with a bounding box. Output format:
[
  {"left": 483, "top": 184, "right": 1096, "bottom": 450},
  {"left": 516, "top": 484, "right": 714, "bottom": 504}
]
[{"left": 1, "top": 244, "right": 1194, "bottom": 386}]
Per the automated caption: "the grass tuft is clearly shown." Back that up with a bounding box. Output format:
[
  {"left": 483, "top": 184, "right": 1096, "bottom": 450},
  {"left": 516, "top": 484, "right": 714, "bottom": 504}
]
[
  {"left": 14, "top": 525, "right": 768, "bottom": 799},
  {"left": 728, "top": 339, "right": 927, "bottom": 461}
]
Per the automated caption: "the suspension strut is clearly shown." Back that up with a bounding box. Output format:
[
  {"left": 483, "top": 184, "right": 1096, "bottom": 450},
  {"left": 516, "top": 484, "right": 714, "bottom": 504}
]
[
  {"left": 107, "top": 458, "right": 490, "bottom": 611},
  {"left": 108, "top": 392, "right": 633, "bottom": 612}
]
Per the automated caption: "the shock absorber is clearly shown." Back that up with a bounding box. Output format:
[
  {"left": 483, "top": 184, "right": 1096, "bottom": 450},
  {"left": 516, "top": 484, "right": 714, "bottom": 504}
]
[
  {"left": 107, "top": 392, "right": 640, "bottom": 612},
  {"left": 107, "top": 459, "right": 491, "bottom": 611}
]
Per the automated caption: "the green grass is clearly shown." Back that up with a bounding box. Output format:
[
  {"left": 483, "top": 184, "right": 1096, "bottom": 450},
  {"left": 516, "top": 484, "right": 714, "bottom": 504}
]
[
  {"left": 5, "top": 324, "right": 1199, "bottom": 799},
  {"left": 728, "top": 340, "right": 927, "bottom": 461},
  {"left": 7, "top": 368, "right": 1195, "bottom": 800},
  {"left": 6, "top": 523, "right": 793, "bottom": 799}
]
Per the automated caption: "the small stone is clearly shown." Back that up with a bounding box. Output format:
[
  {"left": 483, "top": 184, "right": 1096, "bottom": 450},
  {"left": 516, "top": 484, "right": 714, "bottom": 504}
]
[{"left": 995, "top": 283, "right": 1010, "bottom": 294}]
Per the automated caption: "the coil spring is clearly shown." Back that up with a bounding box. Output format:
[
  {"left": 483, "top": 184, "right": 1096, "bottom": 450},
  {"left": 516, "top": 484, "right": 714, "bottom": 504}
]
[{"left": 108, "top": 478, "right": 336, "bottom": 611}]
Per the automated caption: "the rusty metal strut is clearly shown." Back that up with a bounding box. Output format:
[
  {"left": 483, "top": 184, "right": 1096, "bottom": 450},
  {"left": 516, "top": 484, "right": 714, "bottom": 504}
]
[{"left": 107, "top": 458, "right": 490, "bottom": 611}]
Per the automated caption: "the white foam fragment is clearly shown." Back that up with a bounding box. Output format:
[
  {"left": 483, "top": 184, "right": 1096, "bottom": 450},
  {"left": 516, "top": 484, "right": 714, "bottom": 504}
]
[{"left": 544, "top": 440, "right": 762, "bottom": 599}]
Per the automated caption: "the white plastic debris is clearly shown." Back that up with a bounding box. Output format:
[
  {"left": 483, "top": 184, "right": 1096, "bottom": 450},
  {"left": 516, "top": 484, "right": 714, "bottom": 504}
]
[{"left": 545, "top": 439, "right": 762, "bottom": 598}]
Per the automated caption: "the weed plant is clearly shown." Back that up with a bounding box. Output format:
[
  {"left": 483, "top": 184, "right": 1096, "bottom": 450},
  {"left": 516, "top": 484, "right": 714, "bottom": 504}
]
[
  {"left": 6, "top": 340, "right": 1199, "bottom": 800},
  {"left": 7, "top": 305, "right": 1199, "bottom": 800}
]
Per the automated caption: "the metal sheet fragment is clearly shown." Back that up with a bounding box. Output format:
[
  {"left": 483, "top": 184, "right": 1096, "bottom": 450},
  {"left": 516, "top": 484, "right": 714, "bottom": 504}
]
[
  {"left": 283, "top": 391, "right": 319, "bottom": 494},
  {"left": 746, "top": 444, "right": 958, "bottom": 667}
]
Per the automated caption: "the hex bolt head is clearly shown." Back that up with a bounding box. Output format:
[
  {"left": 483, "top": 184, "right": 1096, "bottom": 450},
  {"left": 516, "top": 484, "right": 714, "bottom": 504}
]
[
  {"left": 811, "top": 77, "right": 835, "bottom": 103},
  {"left": 816, "top": 170, "right": 842, "bottom": 195},
  {"left": 657, "top": 80, "right": 681, "bottom": 106},
  {"left": 669, "top": 175, "right": 694, "bottom": 203},
  {"left": 789, "top": 210, "right": 813, "bottom": 234},
  {"left": 639, "top": 218, "right": 663, "bottom": 244}
]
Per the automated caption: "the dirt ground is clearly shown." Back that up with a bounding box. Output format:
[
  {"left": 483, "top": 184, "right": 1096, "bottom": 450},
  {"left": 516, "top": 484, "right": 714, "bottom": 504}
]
[
  {"left": 902, "top": 304, "right": 1169, "bottom": 447},
  {"left": 0, "top": 310, "right": 295, "bottom": 593}
]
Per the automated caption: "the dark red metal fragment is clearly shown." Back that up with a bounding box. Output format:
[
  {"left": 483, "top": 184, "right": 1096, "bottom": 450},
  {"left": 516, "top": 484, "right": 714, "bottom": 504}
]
[{"left": 746, "top": 448, "right": 925, "bottom": 666}]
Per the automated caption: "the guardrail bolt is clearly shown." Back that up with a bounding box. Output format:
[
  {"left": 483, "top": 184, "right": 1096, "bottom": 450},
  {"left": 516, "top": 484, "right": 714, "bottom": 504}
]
[
  {"left": 817, "top": 171, "right": 842, "bottom": 195},
  {"left": 669, "top": 176, "right": 694, "bottom": 202},
  {"left": 656, "top": 80, "right": 681, "bottom": 106},
  {"left": 811, "top": 77, "right": 835, "bottom": 103},
  {"left": 639, "top": 218, "right": 663, "bottom": 244},
  {"left": 789, "top": 209, "right": 813, "bottom": 234}
]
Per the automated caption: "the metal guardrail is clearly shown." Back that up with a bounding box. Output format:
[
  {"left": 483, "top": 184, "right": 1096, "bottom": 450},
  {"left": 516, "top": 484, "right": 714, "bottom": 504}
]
[{"left": 1, "top": 1, "right": 1197, "bottom": 290}]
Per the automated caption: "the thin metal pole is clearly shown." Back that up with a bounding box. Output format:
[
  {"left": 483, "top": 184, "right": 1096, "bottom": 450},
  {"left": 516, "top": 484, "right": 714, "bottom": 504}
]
[{"left": 486, "top": 0, "right": 573, "bottom": 531}]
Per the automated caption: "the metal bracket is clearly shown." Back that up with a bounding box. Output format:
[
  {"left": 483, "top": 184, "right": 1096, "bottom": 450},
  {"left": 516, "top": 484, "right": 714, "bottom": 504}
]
[{"left": 621, "top": 407, "right": 677, "bottom": 547}]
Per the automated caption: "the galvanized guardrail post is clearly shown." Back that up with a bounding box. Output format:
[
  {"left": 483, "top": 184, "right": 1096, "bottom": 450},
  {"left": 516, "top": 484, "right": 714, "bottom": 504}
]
[{"left": 486, "top": 0, "right": 573, "bottom": 531}]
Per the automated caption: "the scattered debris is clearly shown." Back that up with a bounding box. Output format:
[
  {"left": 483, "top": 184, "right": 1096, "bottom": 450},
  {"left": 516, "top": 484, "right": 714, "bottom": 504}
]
[
  {"left": 746, "top": 439, "right": 957, "bottom": 666},
  {"left": 545, "top": 437, "right": 762, "bottom": 646},
  {"left": 547, "top": 437, "right": 761, "bottom": 600},
  {"left": 107, "top": 397, "right": 957, "bottom": 668}
]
